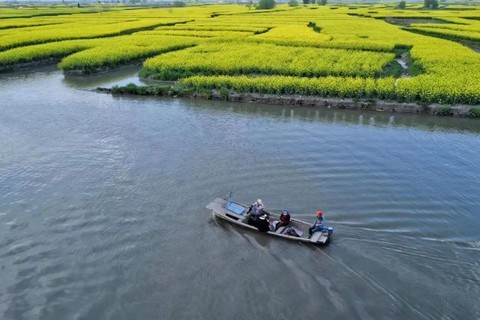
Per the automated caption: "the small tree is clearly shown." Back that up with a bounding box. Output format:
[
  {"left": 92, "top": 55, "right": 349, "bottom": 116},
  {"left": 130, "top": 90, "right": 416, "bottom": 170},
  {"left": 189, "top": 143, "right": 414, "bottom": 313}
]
[
  {"left": 320, "top": 0, "right": 327, "bottom": 5},
  {"left": 288, "top": 0, "right": 299, "bottom": 6},
  {"left": 424, "top": 0, "right": 438, "bottom": 9},
  {"left": 172, "top": 1, "right": 186, "bottom": 7},
  {"left": 257, "top": 0, "right": 275, "bottom": 9},
  {"left": 398, "top": 0, "right": 406, "bottom": 9},
  {"left": 303, "top": 0, "right": 309, "bottom": 4}
]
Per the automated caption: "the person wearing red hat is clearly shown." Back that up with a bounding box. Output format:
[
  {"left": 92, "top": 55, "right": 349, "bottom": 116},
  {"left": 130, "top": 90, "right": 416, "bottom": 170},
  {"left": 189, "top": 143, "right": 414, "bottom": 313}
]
[
  {"left": 308, "top": 210, "right": 326, "bottom": 236},
  {"left": 274, "top": 209, "right": 291, "bottom": 231}
]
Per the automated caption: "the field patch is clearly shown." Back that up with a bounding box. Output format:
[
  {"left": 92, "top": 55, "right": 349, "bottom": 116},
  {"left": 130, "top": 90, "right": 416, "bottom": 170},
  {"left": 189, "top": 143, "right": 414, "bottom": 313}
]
[{"left": 142, "top": 42, "right": 395, "bottom": 80}]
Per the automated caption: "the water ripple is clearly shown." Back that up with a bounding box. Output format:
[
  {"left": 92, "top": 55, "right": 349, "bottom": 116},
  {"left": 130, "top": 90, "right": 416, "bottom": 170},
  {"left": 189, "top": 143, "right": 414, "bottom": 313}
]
[{"left": 1, "top": 70, "right": 480, "bottom": 319}]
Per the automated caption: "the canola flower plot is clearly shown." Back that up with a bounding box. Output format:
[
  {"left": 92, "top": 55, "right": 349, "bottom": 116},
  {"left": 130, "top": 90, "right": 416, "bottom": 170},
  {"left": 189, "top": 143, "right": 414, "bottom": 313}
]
[
  {"left": 182, "top": 75, "right": 397, "bottom": 100},
  {"left": 0, "top": 39, "right": 97, "bottom": 71},
  {"left": 0, "top": 19, "right": 64, "bottom": 30},
  {"left": 153, "top": 23, "right": 270, "bottom": 33},
  {"left": 143, "top": 42, "right": 395, "bottom": 79},
  {"left": 408, "top": 25, "right": 480, "bottom": 42},
  {"left": 1, "top": 4, "right": 480, "bottom": 105},
  {"left": 0, "top": 18, "right": 191, "bottom": 51},
  {"left": 254, "top": 25, "right": 332, "bottom": 41},
  {"left": 137, "top": 29, "right": 254, "bottom": 38},
  {"left": 59, "top": 35, "right": 198, "bottom": 74},
  {"left": 0, "top": 4, "right": 120, "bottom": 18}
]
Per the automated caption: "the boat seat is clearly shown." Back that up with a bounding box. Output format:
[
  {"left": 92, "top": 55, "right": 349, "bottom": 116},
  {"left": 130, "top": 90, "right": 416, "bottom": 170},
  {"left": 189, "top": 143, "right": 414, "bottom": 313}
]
[
  {"left": 310, "top": 232, "right": 323, "bottom": 242},
  {"left": 275, "top": 226, "right": 286, "bottom": 234},
  {"left": 225, "top": 201, "right": 245, "bottom": 215}
]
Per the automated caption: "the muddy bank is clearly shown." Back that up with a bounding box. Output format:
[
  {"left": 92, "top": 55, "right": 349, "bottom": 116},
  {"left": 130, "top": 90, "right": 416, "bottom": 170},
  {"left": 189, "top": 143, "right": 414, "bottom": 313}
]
[
  {"left": 97, "top": 86, "right": 475, "bottom": 117},
  {"left": 212, "top": 91, "right": 472, "bottom": 117}
]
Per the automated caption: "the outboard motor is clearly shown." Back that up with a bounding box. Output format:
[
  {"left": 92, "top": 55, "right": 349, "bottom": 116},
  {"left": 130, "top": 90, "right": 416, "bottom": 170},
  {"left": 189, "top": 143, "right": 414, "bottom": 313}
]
[{"left": 327, "top": 227, "right": 334, "bottom": 237}]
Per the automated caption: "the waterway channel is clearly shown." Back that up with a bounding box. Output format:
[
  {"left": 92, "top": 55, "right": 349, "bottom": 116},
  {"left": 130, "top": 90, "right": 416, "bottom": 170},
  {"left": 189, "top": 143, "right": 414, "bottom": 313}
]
[{"left": 1, "top": 67, "right": 479, "bottom": 319}]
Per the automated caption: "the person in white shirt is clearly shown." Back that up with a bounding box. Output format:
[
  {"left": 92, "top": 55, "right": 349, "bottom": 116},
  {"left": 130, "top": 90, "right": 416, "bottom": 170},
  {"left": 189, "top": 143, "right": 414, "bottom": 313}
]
[{"left": 246, "top": 199, "right": 265, "bottom": 224}]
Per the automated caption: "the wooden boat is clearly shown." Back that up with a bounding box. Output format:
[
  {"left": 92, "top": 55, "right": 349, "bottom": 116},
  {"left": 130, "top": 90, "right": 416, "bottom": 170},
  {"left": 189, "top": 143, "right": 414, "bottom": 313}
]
[{"left": 206, "top": 194, "right": 333, "bottom": 245}]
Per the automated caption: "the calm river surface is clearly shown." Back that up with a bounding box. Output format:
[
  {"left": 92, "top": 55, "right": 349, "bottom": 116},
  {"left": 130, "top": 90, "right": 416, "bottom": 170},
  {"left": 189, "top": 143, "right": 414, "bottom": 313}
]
[{"left": 1, "top": 67, "right": 479, "bottom": 320}]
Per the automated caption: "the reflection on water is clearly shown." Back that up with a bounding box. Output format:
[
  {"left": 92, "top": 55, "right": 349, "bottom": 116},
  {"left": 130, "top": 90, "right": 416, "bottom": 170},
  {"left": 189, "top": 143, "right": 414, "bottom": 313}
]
[
  {"left": 178, "top": 97, "right": 480, "bottom": 134},
  {"left": 62, "top": 66, "right": 144, "bottom": 89},
  {"left": 33, "top": 63, "right": 480, "bottom": 135},
  {"left": 63, "top": 66, "right": 175, "bottom": 90},
  {"left": 0, "top": 68, "right": 479, "bottom": 320}
]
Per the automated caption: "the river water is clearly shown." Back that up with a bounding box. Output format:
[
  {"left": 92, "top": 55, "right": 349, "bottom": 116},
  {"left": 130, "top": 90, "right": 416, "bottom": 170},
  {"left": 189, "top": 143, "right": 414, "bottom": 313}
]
[{"left": 1, "top": 67, "right": 479, "bottom": 320}]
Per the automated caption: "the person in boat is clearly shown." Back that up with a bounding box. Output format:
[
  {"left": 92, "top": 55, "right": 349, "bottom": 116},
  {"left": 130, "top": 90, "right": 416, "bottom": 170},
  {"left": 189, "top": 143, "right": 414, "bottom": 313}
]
[
  {"left": 246, "top": 199, "right": 265, "bottom": 223},
  {"left": 247, "top": 199, "right": 264, "bottom": 216},
  {"left": 308, "top": 210, "right": 327, "bottom": 236},
  {"left": 254, "top": 213, "right": 270, "bottom": 232},
  {"left": 274, "top": 210, "right": 291, "bottom": 231}
]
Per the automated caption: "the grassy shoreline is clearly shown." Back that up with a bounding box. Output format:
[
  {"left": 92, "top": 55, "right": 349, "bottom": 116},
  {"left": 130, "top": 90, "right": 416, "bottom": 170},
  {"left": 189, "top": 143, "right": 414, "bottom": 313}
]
[{"left": 98, "top": 83, "right": 479, "bottom": 118}]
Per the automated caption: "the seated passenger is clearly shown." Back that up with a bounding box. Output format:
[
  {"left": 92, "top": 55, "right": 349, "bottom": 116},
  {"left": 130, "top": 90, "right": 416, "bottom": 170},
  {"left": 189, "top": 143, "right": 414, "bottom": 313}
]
[
  {"left": 284, "top": 227, "right": 300, "bottom": 237},
  {"left": 275, "top": 210, "right": 291, "bottom": 231},
  {"left": 255, "top": 213, "right": 270, "bottom": 232},
  {"left": 247, "top": 199, "right": 264, "bottom": 215},
  {"left": 308, "top": 210, "right": 327, "bottom": 236},
  {"left": 246, "top": 199, "right": 265, "bottom": 223}
]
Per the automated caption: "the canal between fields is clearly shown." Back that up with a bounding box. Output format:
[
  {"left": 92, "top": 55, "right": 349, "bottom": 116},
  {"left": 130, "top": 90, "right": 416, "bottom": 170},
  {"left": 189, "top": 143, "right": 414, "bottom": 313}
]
[{"left": 1, "top": 67, "right": 479, "bottom": 320}]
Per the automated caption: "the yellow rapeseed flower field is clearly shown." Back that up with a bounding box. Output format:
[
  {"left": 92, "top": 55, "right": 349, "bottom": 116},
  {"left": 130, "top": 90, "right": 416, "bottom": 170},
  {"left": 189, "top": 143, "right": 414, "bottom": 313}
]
[{"left": 1, "top": 3, "right": 480, "bottom": 104}]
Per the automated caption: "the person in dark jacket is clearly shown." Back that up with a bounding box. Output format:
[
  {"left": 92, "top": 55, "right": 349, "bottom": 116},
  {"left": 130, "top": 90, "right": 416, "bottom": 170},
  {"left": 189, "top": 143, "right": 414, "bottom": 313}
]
[
  {"left": 255, "top": 213, "right": 270, "bottom": 232},
  {"left": 275, "top": 210, "right": 291, "bottom": 231},
  {"left": 308, "top": 210, "right": 327, "bottom": 236}
]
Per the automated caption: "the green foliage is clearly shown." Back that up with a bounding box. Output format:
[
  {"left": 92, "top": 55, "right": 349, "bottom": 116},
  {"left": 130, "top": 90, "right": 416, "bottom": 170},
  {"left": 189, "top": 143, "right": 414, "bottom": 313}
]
[
  {"left": 398, "top": 1, "right": 406, "bottom": 9},
  {"left": 112, "top": 83, "right": 169, "bottom": 95},
  {"left": 467, "top": 107, "right": 480, "bottom": 118},
  {"left": 199, "top": 88, "right": 213, "bottom": 99},
  {"left": 110, "top": 83, "right": 190, "bottom": 96},
  {"left": 172, "top": 1, "right": 186, "bottom": 7},
  {"left": 382, "top": 60, "right": 403, "bottom": 77},
  {"left": 318, "top": 0, "right": 327, "bottom": 5},
  {"left": 307, "top": 21, "right": 321, "bottom": 33},
  {"left": 424, "top": 0, "right": 438, "bottom": 9},
  {"left": 392, "top": 47, "right": 409, "bottom": 58},
  {"left": 436, "top": 106, "right": 452, "bottom": 116},
  {"left": 288, "top": 0, "right": 299, "bottom": 7},
  {"left": 302, "top": 0, "right": 309, "bottom": 4},
  {"left": 219, "top": 86, "right": 229, "bottom": 100},
  {"left": 257, "top": 0, "right": 275, "bottom": 9}
]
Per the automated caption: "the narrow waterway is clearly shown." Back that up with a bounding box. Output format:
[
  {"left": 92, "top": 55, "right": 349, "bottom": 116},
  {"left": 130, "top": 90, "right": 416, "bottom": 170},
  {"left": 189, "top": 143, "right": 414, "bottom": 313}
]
[{"left": 1, "top": 68, "right": 479, "bottom": 320}]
